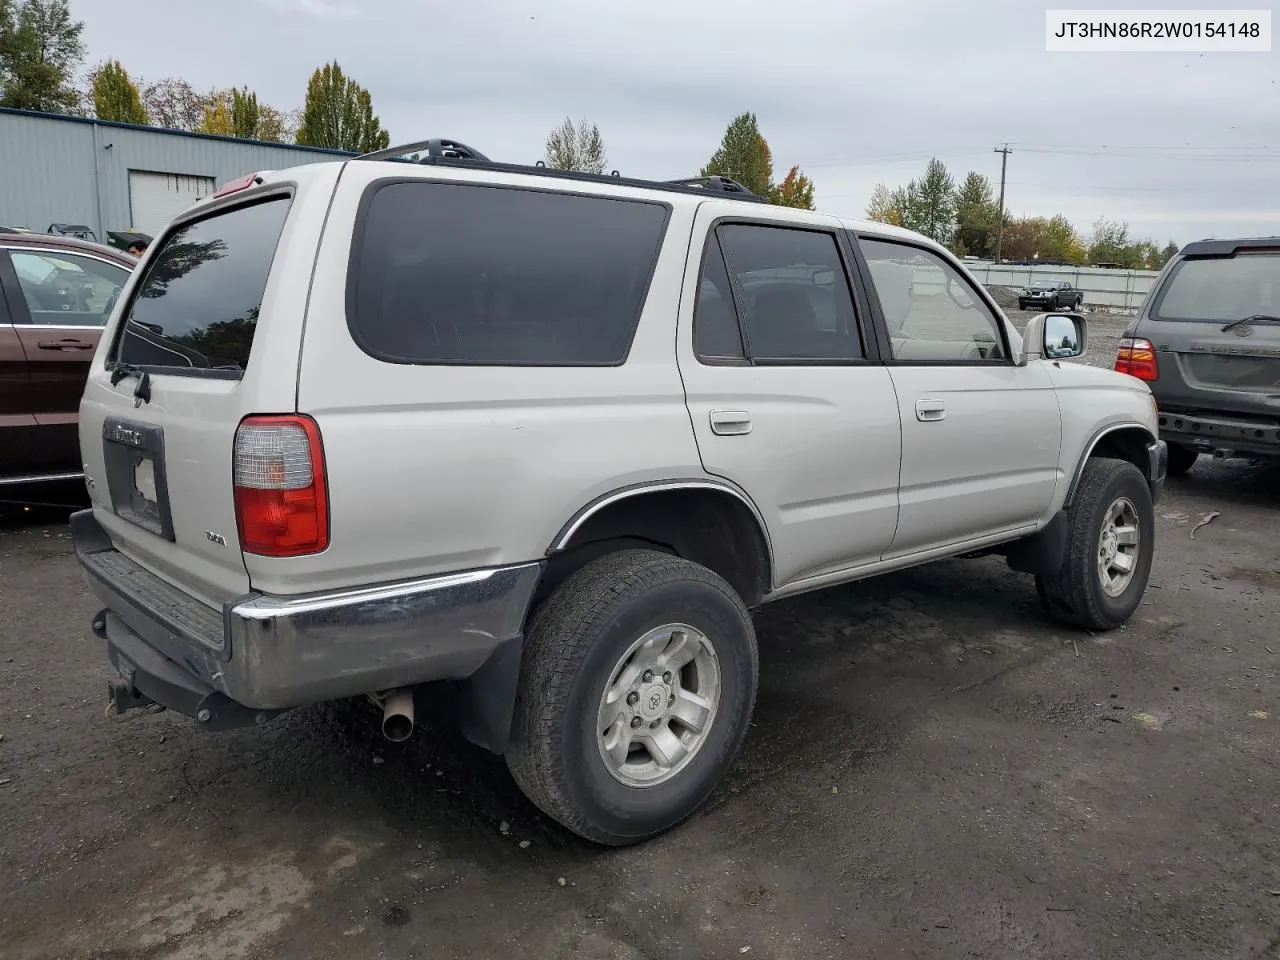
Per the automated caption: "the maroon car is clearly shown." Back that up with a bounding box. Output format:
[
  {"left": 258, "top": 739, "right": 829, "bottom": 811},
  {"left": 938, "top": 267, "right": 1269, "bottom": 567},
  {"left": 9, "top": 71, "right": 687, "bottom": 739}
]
[{"left": 1, "top": 233, "right": 135, "bottom": 495}]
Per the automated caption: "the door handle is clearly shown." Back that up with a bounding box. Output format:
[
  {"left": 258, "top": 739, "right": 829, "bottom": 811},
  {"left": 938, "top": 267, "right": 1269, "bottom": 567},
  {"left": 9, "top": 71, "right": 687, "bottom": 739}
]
[
  {"left": 709, "top": 409, "right": 752, "bottom": 436},
  {"left": 37, "top": 339, "right": 93, "bottom": 351},
  {"left": 915, "top": 399, "right": 946, "bottom": 422}
]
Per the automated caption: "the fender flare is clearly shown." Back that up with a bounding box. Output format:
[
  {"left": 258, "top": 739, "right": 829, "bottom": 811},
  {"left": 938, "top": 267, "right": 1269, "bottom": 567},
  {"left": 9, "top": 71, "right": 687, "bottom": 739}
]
[
  {"left": 1065, "top": 422, "right": 1157, "bottom": 506},
  {"left": 547, "top": 477, "right": 774, "bottom": 572}
]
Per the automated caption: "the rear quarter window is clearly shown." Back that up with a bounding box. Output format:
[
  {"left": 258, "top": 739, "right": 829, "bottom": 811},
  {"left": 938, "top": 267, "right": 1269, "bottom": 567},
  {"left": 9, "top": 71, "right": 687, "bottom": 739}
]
[
  {"left": 347, "top": 181, "right": 670, "bottom": 366},
  {"left": 113, "top": 196, "right": 291, "bottom": 377}
]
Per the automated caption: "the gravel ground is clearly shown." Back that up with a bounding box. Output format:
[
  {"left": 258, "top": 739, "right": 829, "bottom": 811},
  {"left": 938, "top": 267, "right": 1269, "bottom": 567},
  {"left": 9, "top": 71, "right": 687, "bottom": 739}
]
[{"left": 1, "top": 326, "right": 1277, "bottom": 960}]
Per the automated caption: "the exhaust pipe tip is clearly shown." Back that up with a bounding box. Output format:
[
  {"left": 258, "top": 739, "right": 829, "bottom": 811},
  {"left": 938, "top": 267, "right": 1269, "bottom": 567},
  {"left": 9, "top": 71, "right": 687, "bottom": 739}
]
[{"left": 379, "top": 689, "right": 415, "bottom": 743}]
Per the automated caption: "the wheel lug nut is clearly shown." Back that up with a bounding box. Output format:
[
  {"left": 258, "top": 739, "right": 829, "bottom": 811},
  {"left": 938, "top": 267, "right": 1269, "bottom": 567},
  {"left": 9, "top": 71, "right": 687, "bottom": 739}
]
[
  {"left": 630, "top": 716, "right": 643, "bottom": 728},
  {"left": 649, "top": 719, "right": 660, "bottom": 729},
  {"left": 642, "top": 669, "right": 654, "bottom": 683},
  {"left": 662, "top": 672, "right": 672, "bottom": 684},
  {"left": 668, "top": 695, "right": 675, "bottom": 707},
  {"left": 626, "top": 692, "right": 639, "bottom": 706}
]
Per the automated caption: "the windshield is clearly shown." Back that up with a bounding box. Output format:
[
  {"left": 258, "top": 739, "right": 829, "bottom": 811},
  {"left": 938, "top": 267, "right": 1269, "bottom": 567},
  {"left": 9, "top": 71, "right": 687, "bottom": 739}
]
[
  {"left": 1029, "top": 282, "right": 1054, "bottom": 289},
  {"left": 1152, "top": 252, "right": 1280, "bottom": 321}
]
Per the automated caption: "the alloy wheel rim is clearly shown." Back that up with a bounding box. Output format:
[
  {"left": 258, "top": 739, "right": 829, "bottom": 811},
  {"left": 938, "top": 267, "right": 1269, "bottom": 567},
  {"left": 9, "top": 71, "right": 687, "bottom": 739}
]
[
  {"left": 596, "top": 623, "right": 722, "bottom": 788},
  {"left": 1097, "top": 496, "right": 1141, "bottom": 597}
]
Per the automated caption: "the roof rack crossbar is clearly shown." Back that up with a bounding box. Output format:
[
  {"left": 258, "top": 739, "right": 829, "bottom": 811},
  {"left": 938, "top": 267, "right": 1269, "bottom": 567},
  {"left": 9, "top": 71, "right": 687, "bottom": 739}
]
[
  {"left": 665, "top": 175, "right": 758, "bottom": 196},
  {"left": 356, "top": 138, "right": 491, "bottom": 163}
]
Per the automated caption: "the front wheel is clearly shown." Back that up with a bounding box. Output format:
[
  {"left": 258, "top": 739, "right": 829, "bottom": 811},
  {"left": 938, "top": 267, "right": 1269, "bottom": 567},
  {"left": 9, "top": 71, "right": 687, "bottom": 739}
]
[
  {"left": 506, "top": 550, "right": 758, "bottom": 846},
  {"left": 1036, "top": 458, "right": 1155, "bottom": 631}
]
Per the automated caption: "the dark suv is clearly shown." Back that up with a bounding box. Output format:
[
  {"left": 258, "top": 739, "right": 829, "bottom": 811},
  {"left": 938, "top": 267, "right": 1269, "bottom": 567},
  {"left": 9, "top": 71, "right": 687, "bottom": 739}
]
[
  {"left": 1, "top": 233, "right": 134, "bottom": 494},
  {"left": 1116, "top": 237, "right": 1280, "bottom": 475},
  {"left": 1018, "top": 280, "right": 1083, "bottom": 312}
]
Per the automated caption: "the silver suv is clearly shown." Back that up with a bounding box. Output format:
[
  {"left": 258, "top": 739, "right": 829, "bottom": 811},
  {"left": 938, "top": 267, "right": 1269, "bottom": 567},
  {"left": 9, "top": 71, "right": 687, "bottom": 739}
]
[{"left": 72, "top": 139, "right": 1167, "bottom": 846}]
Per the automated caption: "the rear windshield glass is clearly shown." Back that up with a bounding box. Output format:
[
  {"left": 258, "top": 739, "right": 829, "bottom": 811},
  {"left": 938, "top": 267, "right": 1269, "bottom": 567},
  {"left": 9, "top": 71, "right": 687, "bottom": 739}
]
[
  {"left": 1152, "top": 252, "right": 1280, "bottom": 321},
  {"left": 114, "top": 196, "right": 290, "bottom": 377},
  {"left": 348, "top": 181, "right": 670, "bottom": 366}
]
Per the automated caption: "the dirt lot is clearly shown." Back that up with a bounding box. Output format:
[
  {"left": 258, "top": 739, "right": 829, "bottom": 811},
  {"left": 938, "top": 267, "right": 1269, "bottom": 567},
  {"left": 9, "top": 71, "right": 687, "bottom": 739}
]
[{"left": 1, "top": 318, "right": 1277, "bottom": 960}]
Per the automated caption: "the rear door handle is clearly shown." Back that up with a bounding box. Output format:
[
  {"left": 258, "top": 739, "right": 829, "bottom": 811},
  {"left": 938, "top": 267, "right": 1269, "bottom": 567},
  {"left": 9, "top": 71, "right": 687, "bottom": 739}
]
[
  {"left": 37, "top": 339, "right": 94, "bottom": 351},
  {"left": 915, "top": 399, "right": 946, "bottom": 422},
  {"left": 709, "top": 409, "right": 752, "bottom": 436}
]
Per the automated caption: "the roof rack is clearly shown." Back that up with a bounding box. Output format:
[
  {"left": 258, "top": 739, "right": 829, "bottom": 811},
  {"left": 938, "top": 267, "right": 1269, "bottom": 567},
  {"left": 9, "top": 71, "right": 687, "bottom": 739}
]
[
  {"left": 351, "top": 137, "right": 769, "bottom": 204},
  {"left": 356, "top": 138, "right": 491, "bottom": 163}
]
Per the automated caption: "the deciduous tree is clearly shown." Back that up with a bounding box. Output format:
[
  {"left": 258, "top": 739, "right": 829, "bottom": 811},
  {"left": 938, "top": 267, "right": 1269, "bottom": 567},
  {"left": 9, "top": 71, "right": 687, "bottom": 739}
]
[
  {"left": 90, "top": 58, "right": 147, "bottom": 124},
  {"left": 230, "top": 87, "right": 260, "bottom": 139},
  {"left": 543, "top": 117, "right": 607, "bottom": 174},
  {"left": 866, "top": 183, "right": 903, "bottom": 225},
  {"left": 771, "top": 165, "right": 815, "bottom": 209},
  {"left": 140, "top": 77, "right": 208, "bottom": 131},
  {"left": 296, "top": 61, "right": 389, "bottom": 152},
  {"left": 0, "top": 0, "right": 84, "bottom": 112}
]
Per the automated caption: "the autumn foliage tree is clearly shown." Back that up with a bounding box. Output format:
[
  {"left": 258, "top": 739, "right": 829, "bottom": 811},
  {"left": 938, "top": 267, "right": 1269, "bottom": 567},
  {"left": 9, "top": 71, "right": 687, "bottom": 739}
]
[
  {"left": 90, "top": 58, "right": 147, "bottom": 124},
  {"left": 772, "top": 165, "right": 815, "bottom": 210},
  {"left": 296, "top": 61, "right": 389, "bottom": 152}
]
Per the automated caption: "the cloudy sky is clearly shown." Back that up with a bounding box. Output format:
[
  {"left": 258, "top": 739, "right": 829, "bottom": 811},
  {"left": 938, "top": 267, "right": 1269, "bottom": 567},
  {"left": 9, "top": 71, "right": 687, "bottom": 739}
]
[{"left": 73, "top": 0, "right": 1277, "bottom": 245}]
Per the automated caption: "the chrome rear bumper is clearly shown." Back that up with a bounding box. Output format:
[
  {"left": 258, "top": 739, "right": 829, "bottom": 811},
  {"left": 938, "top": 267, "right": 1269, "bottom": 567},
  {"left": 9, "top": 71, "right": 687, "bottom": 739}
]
[{"left": 72, "top": 510, "right": 541, "bottom": 721}]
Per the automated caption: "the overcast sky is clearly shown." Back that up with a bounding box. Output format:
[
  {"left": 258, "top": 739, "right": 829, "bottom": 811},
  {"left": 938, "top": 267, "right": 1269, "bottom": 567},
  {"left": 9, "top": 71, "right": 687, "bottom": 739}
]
[{"left": 73, "top": 0, "right": 1278, "bottom": 245}]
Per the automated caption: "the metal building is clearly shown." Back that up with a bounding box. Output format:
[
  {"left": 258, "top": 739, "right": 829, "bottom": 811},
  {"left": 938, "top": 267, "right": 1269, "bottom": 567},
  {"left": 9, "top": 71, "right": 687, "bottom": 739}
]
[{"left": 0, "top": 107, "right": 351, "bottom": 241}]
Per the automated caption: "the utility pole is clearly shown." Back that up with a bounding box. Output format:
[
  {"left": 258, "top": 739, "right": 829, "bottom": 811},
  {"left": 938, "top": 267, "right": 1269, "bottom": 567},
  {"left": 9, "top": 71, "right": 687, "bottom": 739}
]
[{"left": 993, "top": 143, "right": 1012, "bottom": 262}]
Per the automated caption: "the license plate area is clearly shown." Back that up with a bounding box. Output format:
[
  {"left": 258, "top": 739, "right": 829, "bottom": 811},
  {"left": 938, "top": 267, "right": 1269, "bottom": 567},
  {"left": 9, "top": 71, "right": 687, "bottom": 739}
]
[{"left": 102, "top": 417, "right": 176, "bottom": 541}]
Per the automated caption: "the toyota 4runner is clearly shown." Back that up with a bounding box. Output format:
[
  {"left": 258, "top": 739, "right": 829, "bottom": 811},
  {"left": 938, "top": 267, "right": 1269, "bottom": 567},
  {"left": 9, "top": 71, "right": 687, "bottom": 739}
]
[{"left": 73, "top": 139, "right": 1167, "bottom": 846}]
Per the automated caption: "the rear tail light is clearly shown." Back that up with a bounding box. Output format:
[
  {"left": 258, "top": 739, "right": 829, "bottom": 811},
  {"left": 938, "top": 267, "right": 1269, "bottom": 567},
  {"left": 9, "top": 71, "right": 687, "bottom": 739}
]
[
  {"left": 1114, "top": 337, "right": 1159, "bottom": 381},
  {"left": 233, "top": 415, "right": 329, "bottom": 557}
]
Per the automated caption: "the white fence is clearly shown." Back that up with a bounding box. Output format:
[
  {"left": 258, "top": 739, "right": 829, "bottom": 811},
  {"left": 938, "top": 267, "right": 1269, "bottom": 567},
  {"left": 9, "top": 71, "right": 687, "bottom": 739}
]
[{"left": 962, "top": 261, "right": 1161, "bottom": 311}]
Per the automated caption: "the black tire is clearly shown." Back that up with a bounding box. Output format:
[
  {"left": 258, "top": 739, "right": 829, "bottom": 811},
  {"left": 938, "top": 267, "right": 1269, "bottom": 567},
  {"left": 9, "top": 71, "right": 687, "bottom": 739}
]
[
  {"left": 1075, "top": 295, "right": 1084, "bottom": 310},
  {"left": 506, "top": 549, "right": 758, "bottom": 846},
  {"left": 1018, "top": 300, "right": 1028, "bottom": 311},
  {"left": 1166, "top": 442, "right": 1199, "bottom": 477},
  {"left": 1035, "top": 458, "right": 1155, "bottom": 631}
]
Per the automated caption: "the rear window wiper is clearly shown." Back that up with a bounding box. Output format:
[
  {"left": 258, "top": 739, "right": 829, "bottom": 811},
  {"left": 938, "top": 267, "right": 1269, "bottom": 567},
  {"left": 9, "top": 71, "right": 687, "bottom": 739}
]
[{"left": 1221, "top": 314, "right": 1280, "bottom": 332}]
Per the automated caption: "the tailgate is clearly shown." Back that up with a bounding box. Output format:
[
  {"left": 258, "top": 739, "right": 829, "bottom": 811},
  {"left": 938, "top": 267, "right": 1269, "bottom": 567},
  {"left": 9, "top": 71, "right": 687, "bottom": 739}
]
[
  {"left": 79, "top": 178, "right": 327, "bottom": 607},
  {"left": 1142, "top": 249, "right": 1280, "bottom": 419}
]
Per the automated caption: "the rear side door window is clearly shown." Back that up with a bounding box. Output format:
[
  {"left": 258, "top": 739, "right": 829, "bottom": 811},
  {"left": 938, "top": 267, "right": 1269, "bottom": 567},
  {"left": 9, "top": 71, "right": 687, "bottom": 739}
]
[
  {"left": 694, "top": 223, "right": 863, "bottom": 364},
  {"left": 113, "top": 196, "right": 291, "bottom": 377},
  {"left": 8, "top": 250, "right": 129, "bottom": 327},
  {"left": 347, "top": 181, "right": 670, "bottom": 366}
]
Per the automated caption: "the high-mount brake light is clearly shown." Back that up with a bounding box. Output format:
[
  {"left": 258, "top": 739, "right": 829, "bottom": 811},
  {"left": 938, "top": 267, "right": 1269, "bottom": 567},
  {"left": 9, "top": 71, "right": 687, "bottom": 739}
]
[
  {"left": 233, "top": 415, "right": 329, "bottom": 557},
  {"left": 214, "top": 173, "right": 263, "bottom": 198}
]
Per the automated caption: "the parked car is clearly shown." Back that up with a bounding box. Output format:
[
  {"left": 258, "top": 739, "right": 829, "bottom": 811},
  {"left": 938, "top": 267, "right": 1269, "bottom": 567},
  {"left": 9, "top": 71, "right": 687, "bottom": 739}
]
[
  {"left": 1019, "top": 280, "right": 1083, "bottom": 311},
  {"left": 1, "top": 233, "right": 135, "bottom": 492},
  {"left": 72, "top": 138, "right": 1165, "bottom": 846},
  {"left": 1117, "top": 236, "right": 1280, "bottom": 475}
]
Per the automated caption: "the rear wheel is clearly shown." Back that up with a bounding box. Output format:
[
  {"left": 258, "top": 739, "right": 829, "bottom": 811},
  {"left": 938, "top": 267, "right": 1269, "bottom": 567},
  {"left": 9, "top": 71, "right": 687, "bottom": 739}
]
[
  {"left": 1166, "top": 442, "right": 1199, "bottom": 477},
  {"left": 506, "top": 550, "right": 758, "bottom": 846},
  {"left": 1036, "top": 458, "right": 1154, "bottom": 631}
]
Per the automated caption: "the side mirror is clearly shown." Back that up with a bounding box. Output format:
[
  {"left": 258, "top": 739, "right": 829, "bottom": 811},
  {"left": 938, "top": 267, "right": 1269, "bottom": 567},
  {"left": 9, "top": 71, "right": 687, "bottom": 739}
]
[{"left": 1021, "top": 312, "right": 1087, "bottom": 363}]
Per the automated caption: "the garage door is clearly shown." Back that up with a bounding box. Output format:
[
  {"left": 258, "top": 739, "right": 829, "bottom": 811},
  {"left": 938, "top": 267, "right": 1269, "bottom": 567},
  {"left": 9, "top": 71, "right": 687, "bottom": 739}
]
[{"left": 128, "top": 171, "right": 216, "bottom": 235}]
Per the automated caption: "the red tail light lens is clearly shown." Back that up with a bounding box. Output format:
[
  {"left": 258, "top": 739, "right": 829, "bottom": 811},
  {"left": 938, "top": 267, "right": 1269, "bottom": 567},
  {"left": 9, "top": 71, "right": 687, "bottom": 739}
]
[
  {"left": 1115, "top": 337, "right": 1159, "bottom": 381},
  {"left": 233, "top": 415, "right": 329, "bottom": 557}
]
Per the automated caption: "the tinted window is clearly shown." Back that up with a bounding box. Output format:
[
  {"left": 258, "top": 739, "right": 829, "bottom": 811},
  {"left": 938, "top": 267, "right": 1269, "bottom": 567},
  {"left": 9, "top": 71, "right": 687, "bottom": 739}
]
[
  {"left": 349, "top": 182, "right": 669, "bottom": 366},
  {"left": 860, "top": 238, "right": 1007, "bottom": 362},
  {"left": 693, "top": 237, "right": 745, "bottom": 361},
  {"left": 715, "top": 225, "right": 862, "bottom": 362},
  {"left": 9, "top": 250, "right": 129, "bottom": 327},
  {"left": 1152, "top": 253, "right": 1280, "bottom": 321},
  {"left": 115, "top": 197, "right": 290, "bottom": 376}
]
